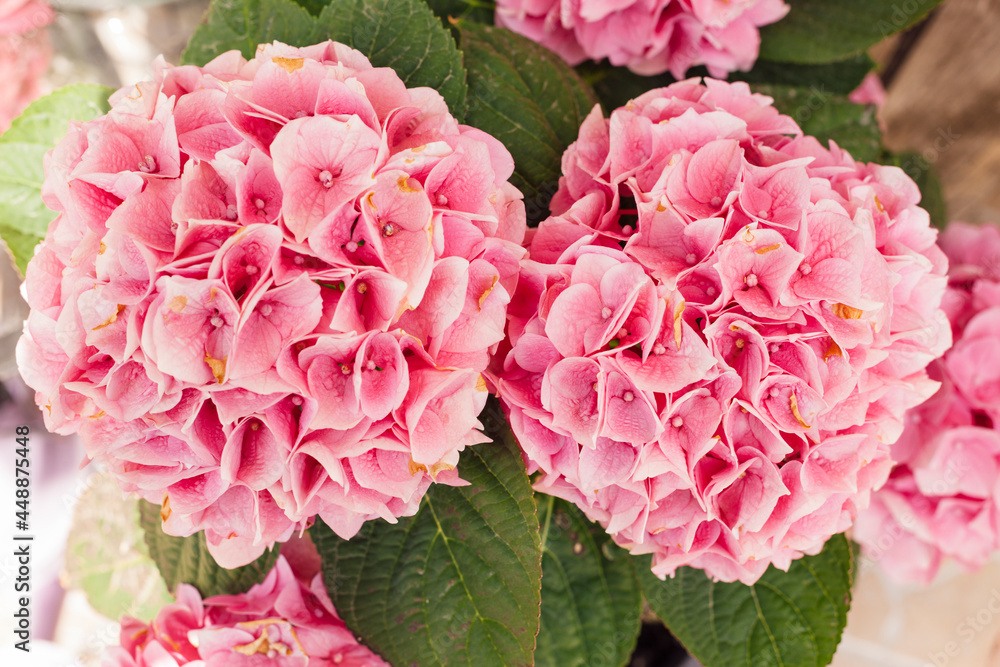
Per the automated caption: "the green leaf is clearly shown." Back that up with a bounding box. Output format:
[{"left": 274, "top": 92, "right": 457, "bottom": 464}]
[
  {"left": 640, "top": 534, "right": 855, "bottom": 667},
  {"left": 909, "top": 159, "right": 948, "bottom": 230},
  {"left": 457, "top": 22, "right": 599, "bottom": 224},
  {"left": 311, "top": 397, "right": 542, "bottom": 667},
  {"left": 575, "top": 62, "right": 669, "bottom": 116},
  {"left": 758, "top": 84, "right": 882, "bottom": 163},
  {"left": 0, "top": 84, "right": 112, "bottom": 274},
  {"left": 732, "top": 54, "right": 876, "bottom": 97},
  {"left": 64, "top": 473, "right": 173, "bottom": 622},
  {"left": 181, "top": 0, "right": 318, "bottom": 65},
  {"left": 535, "top": 498, "right": 641, "bottom": 667},
  {"left": 184, "top": 0, "right": 470, "bottom": 120},
  {"left": 759, "top": 0, "right": 944, "bottom": 64},
  {"left": 425, "top": 0, "right": 496, "bottom": 25},
  {"left": 580, "top": 53, "right": 874, "bottom": 114},
  {"left": 317, "top": 0, "right": 468, "bottom": 120},
  {"left": 138, "top": 499, "right": 280, "bottom": 598}
]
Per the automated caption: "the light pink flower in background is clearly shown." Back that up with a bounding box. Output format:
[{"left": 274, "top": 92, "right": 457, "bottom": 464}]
[
  {"left": 848, "top": 72, "right": 887, "bottom": 109},
  {"left": 0, "top": 0, "right": 53, "bottom": 132},
  {"left": 848, "top": 72, "right": 887, "bottom": 131},
  {"left": 495, "top": 78, "right": 950, "bottom": 584},
  {"left": 18, "top": 41, "right": 527, "bottom": 568},
  {"left": 855, "top": 221, "right": 1000, "bottom": 585},
  {"left": 495, "top": 0, "right": 789, "bottom": 79},
  {"left": 101, "top": 556, "right": 389, "bottom": 666}
]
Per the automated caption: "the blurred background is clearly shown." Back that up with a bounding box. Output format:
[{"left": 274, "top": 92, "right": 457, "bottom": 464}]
[{"left": 0, "top": 0, "right": 999, "bottom": 665}]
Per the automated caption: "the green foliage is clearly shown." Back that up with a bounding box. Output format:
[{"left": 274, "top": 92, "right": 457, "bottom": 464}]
[
  {"left": 883, "top": 151, "right": 949, "bottom": 229},
  {"left": 64, "top": 474, "right": 173, "bottom": 622},
  {"left": 535, "top": 498, "right": 641, "bottom": 667},
  {"left": 581, "top": 54, "right": 875, "bottom": 114},
  {"left": 640, "top": 535, "right": 856, "bottom": 667},
  {"left": 760, "top": 0, "right": 945, "bottom": 64},
  {"left": 138, "top": 500, "right": 280, "bottom": 598},
  {"left": 181, "top": 0, "right": 317, "bottom": 65},
  {"left": 458, "top": 21, "right": 599, "bottom": 224},
  {"left": 425, "top": 0, "right": 496, "bottom": 25},
  {"left": 732, "top": 54, "right": 876, "bottom": 96},
  {"left": 0, "top": 84, "right": 112, "bottom": 274},
  {"left": 311, "top": 398, "right": 542, "bottom": 667},
  {"left": 760, "top": 84, "right": 882, "bottom": 163},
  {"left": 182, "top": 0, "right": 468, "bottom": 119},
  {"left": 317, "top": 0, "right": 468, "bottom": 119},
  {"left": 290, "top": 0, "right": 328, "bottom": 15}
]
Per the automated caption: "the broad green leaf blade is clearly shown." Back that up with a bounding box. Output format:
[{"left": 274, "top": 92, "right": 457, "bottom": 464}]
[
  {"left": 181, "top": 0, "right": 318, "bottom": 65},
  {"left": 759, "top": 84, "right": 882, "bottom": 163},
  {"left": 138, "top": 499, "right": 280, "bottom": 598},
  {"left": 425, "top": 0, "right": 496, "bottom": 25},
  {"left": 0, "top": 84, "right": 112, "bottom": 274},
  {"left": 64, "top": 473, "right": 173, "bottom": 622},
  {"left": 457, "top": 21, "right": 599, "bottom": 224},
  {"left": 759, "top": 0, "right": 944, "bottom": 64},
  {"left": 640, "top": 534, "right": 855, "bottom": 667},
  {"left": 536, "top": 498, "right": 641, "bottom": 667},
  {"left": 311, "top": 397, "right": 542, "bottom": 667},
  {"left": 317, "top": 0, "right": 468, "bottom": 120}
]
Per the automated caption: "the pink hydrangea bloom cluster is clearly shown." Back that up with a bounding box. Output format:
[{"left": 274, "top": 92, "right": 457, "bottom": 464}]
[
  {"left": 0, "top": 0, "right": 53, "bottom": 132},
  {"left": 855, "top": 222, "right": 1000, "bottom": 585},
  {"left": 18, "top": 41, "right": 526, "bottom": 567},
  {"left": 495, "top": 0, "right": 790, "bottom": 79},
  {"left": 495, "top": 78, "right": 951, "bottom": 583},
  {"left": 102, "top": 556, "right": 389, "bottom": 667}
]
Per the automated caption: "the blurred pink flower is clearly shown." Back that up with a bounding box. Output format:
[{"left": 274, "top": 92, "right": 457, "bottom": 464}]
[
  {"left": 101, "top": 556, "right": 388, "bottom": 666},
  {"left": 496, "top": 78, "right": 950, "bottom": 584},
  {"left": 856, "top": 221, "right": 1000, "bottom": 585},
  {"left": 18, "top": 41, "right": 526, "bottom": 568},
  {"left": 495, "top": 0, "right": 789, "bottom": 78},
  {"left": 0, "top": 0, "right": 53, "bottom": 132},
  {"left": 848, "top": 72, "right": 887, "bottom": 109},
  {"left": 848, "top": 72, "right": 887, "bottom": 131}
]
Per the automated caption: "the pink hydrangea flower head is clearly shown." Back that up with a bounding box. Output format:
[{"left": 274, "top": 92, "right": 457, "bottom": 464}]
[
  {"left": 0, "top": 0, "right": 53, "bottom": 132},
  {"left": 495, "top": 0, "right": 790, "bottom": 79},
  {"left": 101, "top": 556, "right": 390, "bottom": 666},
  {"left": 496, "top": 78, "right": 950, "bottom": 583},
  {"left": 18, "top": 41, "right": 527, "bottom": 567},
  {"left": 855, "top": 221, "right": 1000, "bottom": 585}
]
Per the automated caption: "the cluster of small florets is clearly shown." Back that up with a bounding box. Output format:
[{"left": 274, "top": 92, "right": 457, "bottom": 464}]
[
  {"left": 496, "top": 78, "right": 950, "bottom": 583},
  {"left": 101, "top": 556, "right": 388, "bottom": 666},
  {"left": 495, "top": 0, "right": 789, "bottom": 78},
  {"left": 856, "top": 222, "right": 1000, "bottom": 585},
  {"left": 0, "top": 0, "right": 53, "bottom": 132},
  {"left": 17, "top": 41, "right": 526, "bottom": 567}
]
